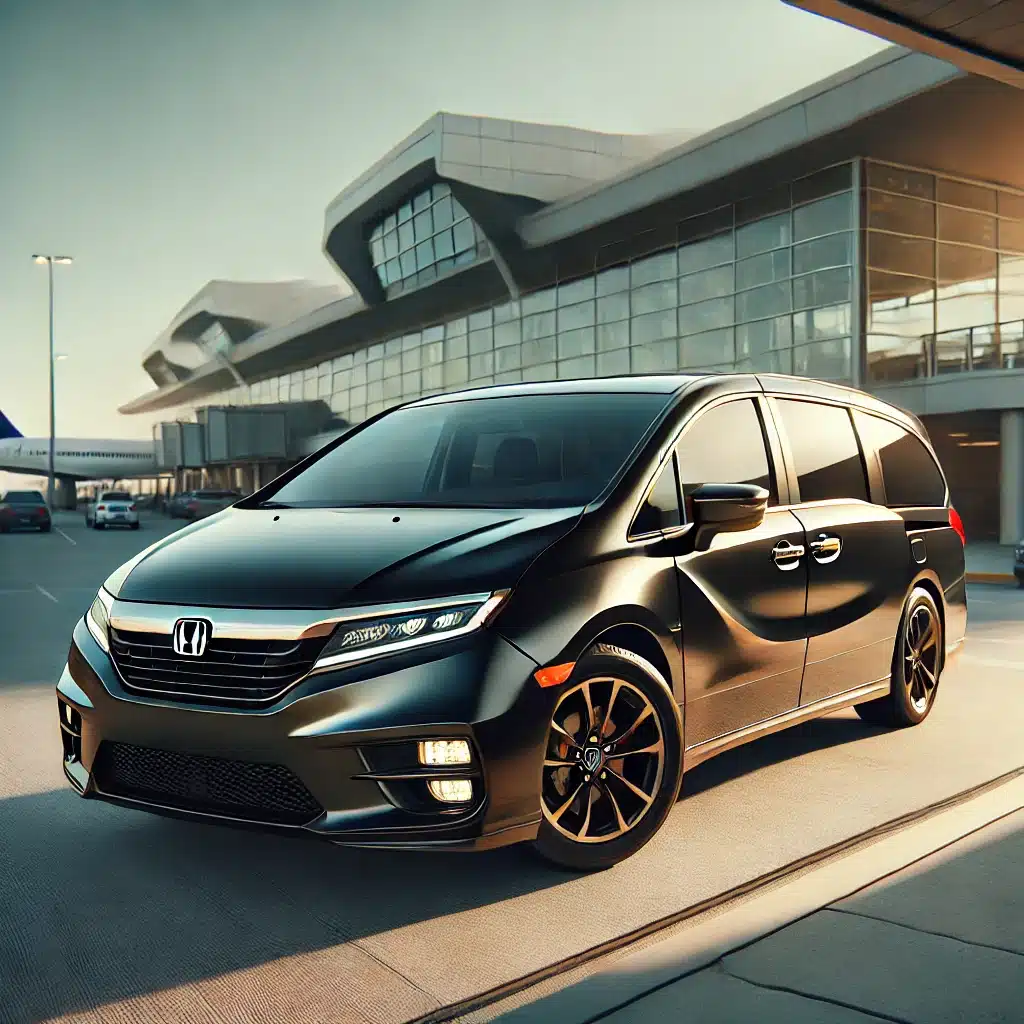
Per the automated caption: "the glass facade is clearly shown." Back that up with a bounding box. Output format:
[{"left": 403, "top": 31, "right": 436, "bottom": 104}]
[
  {"left": 368, "top": 183, "right": 490, "bottom": 295},
  {"left": 209, "top": 164, "right": 858, "bottom": 426},
  {"left": 865, "top": 161, "right": 1024, "bottom": 382}
]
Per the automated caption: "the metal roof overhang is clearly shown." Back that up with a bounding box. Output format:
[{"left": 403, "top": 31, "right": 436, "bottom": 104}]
[{"left": 783, "top": 1, "right": 1024, "bottom": 90}]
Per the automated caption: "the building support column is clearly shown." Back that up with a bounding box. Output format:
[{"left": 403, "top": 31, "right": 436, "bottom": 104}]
[{"left": 1000, "top": 409, "right": 1024, "bottom": 545}]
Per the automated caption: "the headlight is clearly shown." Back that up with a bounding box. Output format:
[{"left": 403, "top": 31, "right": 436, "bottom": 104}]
[
  {"left": 313, "top": 591, "right": 509, "bottom": 670},
  {"left": 86, "top": 589, "right": 113, "bottom": 652}
]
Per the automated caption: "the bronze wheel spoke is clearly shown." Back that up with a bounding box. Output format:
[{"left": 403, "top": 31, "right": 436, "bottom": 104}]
[
  {"left": 549, "top": 720, "right": 579, "bottom": 749},
  {"left": 607, "top": 704, "right": 653, "bottom": 748},
  {"left": 603, "top": 780, "right": 628, "bottom": 835},
  {"left": 613, "top": 738, "right": 664, "bottom": 759},
  {"left": 606, "top": 767, "right": 655, "bottom": 807},
  {"left": 581, "top": 681, "right": 597, "bottom": 736},
  {"left": 920, "top": 621, "right": 938, "bottom": 653},
  {"left": 920, "top": 662, "right": 937, "bottom": 690},
  {"left": 543, "top": 757, "right": 577, "bottom": 769},
  {"left": 578, "top": 785, "right": 595, "bottom": 839},
  {"left": 551, "top": 780, "right": 586, "bottom": 824},
  {"left": 602, "top": 679, "right": 623, "bottom": 739}
]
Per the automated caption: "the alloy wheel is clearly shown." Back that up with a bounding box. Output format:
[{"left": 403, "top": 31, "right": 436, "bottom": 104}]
[
  {"left": 540, "top": 675, "right": 665, "bottom": 844},
  {"left": 903, "top": 603, "right": 940, "bottom": 713}
]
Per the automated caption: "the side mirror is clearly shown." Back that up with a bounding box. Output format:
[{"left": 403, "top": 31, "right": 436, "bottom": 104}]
[{"left": 690, "top": 482, "right": 769, "bottom": 533}]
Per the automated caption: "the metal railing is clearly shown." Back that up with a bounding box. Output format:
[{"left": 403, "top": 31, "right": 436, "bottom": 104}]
[{"left": 869, "top": 319, "right": 1024, "bottom": 383}]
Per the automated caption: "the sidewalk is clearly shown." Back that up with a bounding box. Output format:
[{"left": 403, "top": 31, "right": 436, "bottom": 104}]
[
  {"left": 965, "top": 541, "right": 1018, "bottom": 585},
  {"left": 496, "top": 773, "right": 1024, "bottom": 1024}
]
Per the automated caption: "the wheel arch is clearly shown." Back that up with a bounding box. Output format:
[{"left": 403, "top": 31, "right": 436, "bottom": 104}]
[{"left": 909, "top": 570, "right": 946, "bottom": 671}]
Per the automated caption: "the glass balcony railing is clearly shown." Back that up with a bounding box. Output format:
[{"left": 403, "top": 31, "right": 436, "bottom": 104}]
[{"left": 869, "top": 320, "right": 1024, "bottom": 383}]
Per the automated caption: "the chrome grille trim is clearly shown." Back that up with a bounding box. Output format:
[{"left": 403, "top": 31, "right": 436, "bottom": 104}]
[{"left": 107, "top": 592, "right": 493, "bottom": 641}]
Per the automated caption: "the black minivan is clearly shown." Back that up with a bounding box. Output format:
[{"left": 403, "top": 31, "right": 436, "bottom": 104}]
[{"left": 59, "top": 373, "right": 967, "bottom": 870}]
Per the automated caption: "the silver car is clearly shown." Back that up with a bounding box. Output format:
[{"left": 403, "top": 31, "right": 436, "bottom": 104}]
[{"left": 86, "top": 490, "right": 139, "bottom": 530}]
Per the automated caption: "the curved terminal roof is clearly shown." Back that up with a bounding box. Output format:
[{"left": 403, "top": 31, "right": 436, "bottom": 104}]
[{"left": 125, "top": 46, "right": 999, "bottom": 416}]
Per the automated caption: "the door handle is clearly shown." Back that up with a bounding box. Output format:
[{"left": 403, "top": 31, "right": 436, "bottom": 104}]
[
  {"left": 771, "top": 539, "right": 805, "bottom": 571},
  {"left": 809, "top": 533, "right": 842, "bottom": 564}
]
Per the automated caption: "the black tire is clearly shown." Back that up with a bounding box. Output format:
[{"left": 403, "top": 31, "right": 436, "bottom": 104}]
[
  {"left": 533, "top": 645, "right": 683, "bottom": 871},
  {"left": 130, "top": 522, "right": 140, "bottom": 530},
  {"left": 94, "top": 521, "right": 104, "bottom": 530},
  {"left": 855, "top": 586, "right": 943, "bottom": 728},
  {"left": 40, "top": 524, "right": 51, "bottom": 533}
]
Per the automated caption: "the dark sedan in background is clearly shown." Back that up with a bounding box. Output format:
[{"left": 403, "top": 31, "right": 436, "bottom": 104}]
[{"left": 0, "top": 490, "right": 51, "bottom": 533}]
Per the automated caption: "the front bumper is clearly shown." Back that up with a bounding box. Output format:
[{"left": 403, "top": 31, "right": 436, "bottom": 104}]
[{"left": 57, "top": 617, "right": 552, "bottom": 850}]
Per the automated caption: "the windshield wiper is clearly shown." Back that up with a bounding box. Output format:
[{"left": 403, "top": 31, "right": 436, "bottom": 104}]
[{"left": 255, "top": 500, "right": 293, "bottom": 509}]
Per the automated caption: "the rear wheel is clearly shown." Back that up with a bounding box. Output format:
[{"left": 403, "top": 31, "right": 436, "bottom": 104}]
[
  {"left": 855, "top": 587, "right": 943, "bottom": 728},
  {"left": 130, "top": 522, "right": 140, "bottom": 530},
  {"left": 533, "top": 646, "right": 683, "bottom": 871},
  {"left": 93, "top": 521, "right": 104, "bottom": 530},
  {"left": 39, "top": 523, "right": 51, "bottom": 533}
]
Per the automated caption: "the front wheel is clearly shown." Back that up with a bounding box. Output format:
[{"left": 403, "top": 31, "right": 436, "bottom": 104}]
[
  {"left": 856, "top": 586, "right": 943, "bottom": 728},
  {"left": 533, "top": 646, "right": 683, "bottom": 871}
]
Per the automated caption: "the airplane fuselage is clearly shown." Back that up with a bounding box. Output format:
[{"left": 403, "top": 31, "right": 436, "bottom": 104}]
[{"left": 0, "top": 437, "right": 158, "bottom": 481}]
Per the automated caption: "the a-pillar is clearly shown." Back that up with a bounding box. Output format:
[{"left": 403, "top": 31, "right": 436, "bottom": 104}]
[{"left": 1000, "top": 410, "right": 1024, "bottom": 545}]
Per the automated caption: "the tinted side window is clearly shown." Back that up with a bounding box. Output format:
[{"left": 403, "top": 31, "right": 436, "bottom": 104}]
[
  {"left": 854, "top": 411, "right": 946, "bottom": 507},
  {"left": 675, "top": 399, "right": 776, "bottom": 507},
  {"left": 777, "top": 399, "right": 868, "bottom": 503},
  {"left": 631, "top": 457, "right": 681, "bottom": 536}
]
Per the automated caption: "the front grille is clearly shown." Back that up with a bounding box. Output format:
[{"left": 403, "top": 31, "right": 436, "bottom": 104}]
[
  {"left": 92, "top": 742, "right": 324, "bottom": 825},
  {"left": 109, "top": 628, "right": 330, "bottom": 706}
]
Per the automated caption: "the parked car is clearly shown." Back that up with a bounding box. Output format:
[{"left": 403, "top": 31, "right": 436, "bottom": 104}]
[
  {"left": 1015, "top": 539, "right": 1023, "bottom": 587},
  {"left": 0, "top": 490, "right": 51, "bottom": 533},
  {"left": 85, "top": 490, "right": 139, "bottom": 530},
  {"left": 59, "top": 374, "right": 967, "bottom": 871},
  {"left": 179, "top": 489, "right": 243, "bottom": 520}
]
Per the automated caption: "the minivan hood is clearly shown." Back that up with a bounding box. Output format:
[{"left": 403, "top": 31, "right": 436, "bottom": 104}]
[{"left": 115, "top": 506, "right": 582, "bottom": 609}]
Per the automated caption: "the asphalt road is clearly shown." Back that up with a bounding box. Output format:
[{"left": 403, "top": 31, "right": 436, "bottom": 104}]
[{"left": 1, "top": 513, "right": 1022, "bottom": 1024}]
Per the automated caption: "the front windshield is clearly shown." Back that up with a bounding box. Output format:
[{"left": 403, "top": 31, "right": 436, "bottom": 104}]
[{"left": 263, "top": 392, "right": 671, "bottom": 509}]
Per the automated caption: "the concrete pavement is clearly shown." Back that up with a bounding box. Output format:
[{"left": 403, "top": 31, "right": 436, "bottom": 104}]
[
  {"left": 965, "top": 541, "right": 1018, "bottom": 586},
  {"left": 497, "top": 774, "right": 1024, "bottom": 1023}
]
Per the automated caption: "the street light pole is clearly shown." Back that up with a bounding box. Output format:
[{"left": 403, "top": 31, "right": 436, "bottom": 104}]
[{"left": 32, "top": 254, "right": 73, "bottom": 511}]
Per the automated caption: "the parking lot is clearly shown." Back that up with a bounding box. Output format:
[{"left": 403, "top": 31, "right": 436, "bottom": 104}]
[{"left": 2, "top": 512, "right": 1023, "bottom": 1024}]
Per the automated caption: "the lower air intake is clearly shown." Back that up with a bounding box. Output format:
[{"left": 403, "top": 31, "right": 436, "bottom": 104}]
[{"left": 92, "top": 742, "right": 323, "bottom": 826}]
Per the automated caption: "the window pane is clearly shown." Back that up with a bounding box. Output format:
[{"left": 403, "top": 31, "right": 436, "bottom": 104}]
[
  {"left": 675, "top": 399, "right": 775, "bottom": 503},
  {"left": 558, "top": 277, "right": 595, "bottom": 306},
  {"left": 736, "top": 213, "right": 791, "bottom": 257},
  {"left": 677, "top": 232, "right": 734, "bottom": 275},
  {"left": 853, "top": 412, "right": 946, "bottom": 507},
  {"left": 632, "top": 338, "right": 678, "bottom": 372},
  {"left": 631, "top": 309, "right": 677, "bottom": 345},
  {"left": 793, "top": 302, "right": 851, "bottom": 344},
  {"left": 936, "top": 292, "right": 995, "bottom": 333},
  {"left": 521, "top": 287, "right": 556, "bottom": 315},
  {"left": 866, "top": 163, "right": 935, "bottom": 200},
  {"left": 557, "top": 326, "right": 595, "bottom": 359},
  {"left": 793, "top": 232, "right": 852, "bottom": 275},
  {"left": 793, "top": 193, "right": 852, "bottom": 240},
  {"left": 597, "top": 347, "right": 630, "bottom": 375},
  {"left": 632, "top": 459, "right": 681, "bottom": 535},
  {"left": 777, "top": 399, "right": 867, "bottom": 502},
  {"left": 999, "top": 253, "right": 1024, "bottom": 320},
  {"left": 736, "top": 249, "right": 790, "bottom": 290},
  {"left": 677, "top": 296, "right": 733, "bottom": 335},
  {"left": 681, "top": 327, "right": 734, "bottom": 367},
  {"left": 868, "top": 272, "right": 934, "bottom": 335},
  {"left": 792, "top": 267, "right": 851, "bottom": 311},
  {"left": 523, "top": 310, "right": 556, "bottom": 341},
  {"left": 433, "top": 195, "right": 455, "bottom": 230},
  {"left": 936, "top": 178, "right": 996, "bottom": 213},
  {"left": 522, "top": 335, "right": 557, "bottom": 366},
  {"left": 597, "top": 292, "right": 630, "bottom": 323},
  {"left": 632, "top": 279, "right": 677, "bottom": 315},
  {"left": 867, "top": 232, "right": 934, "bottom": 277},
  {"left": 868, "top": 192, "right": 935, "bottom": 237},
  {"left": 792, "top": 164, "right": 853, "bottom": 205},
  {"left": 1000, "top": 219, "right": 1024, "bottom": 253},
  {"left": 453, "top": 219, "right": 476, "bottom": 254},
  {"left": 937, "top": 243, "right": 997, "bottom": 286},
  {"left": 557, "top": 354, "right": 596, "bottom": 378},
  {"left": 559, "top": 300, "right": 595, "bottom": 331},
  {"left": 596, "top": 265, "right": 630, "bottom": 296},
  {"left": 737, "top": 316, "right": 791, "bottom": 358},
  {"left": 938, "top": 206, "right": 997, "bottom": 248},
  {"left": 597, "top": 320, "right": 630, "bottom": 351},
  {"left": 736, "top": 281, "right": 790, "bottom": 321},
  {"left": 678, "top": 264, "right": 733, "bottom": 305},
  {"left": 793, "top": 337, "right": 851, "bottom": 381},
  {"left": 631, "top": 250, "right": 677, "bottom": 287}
]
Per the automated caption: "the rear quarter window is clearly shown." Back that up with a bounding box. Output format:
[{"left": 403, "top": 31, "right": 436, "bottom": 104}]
[{"left": 853, "top": 411, "right": 947, "bottom": 508}]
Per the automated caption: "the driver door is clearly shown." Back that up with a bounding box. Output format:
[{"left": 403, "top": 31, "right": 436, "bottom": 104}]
[{"left": 673, "top": 396, "right": 809, "bottom": 748}]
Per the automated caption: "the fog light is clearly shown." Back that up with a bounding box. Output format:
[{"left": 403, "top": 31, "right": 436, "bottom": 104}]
[
  {"left": 419, "top": 739, "right": 472, "bottom": 766},
  {"left": 428, "top": 779, "right": 473, "bottom": 803}
]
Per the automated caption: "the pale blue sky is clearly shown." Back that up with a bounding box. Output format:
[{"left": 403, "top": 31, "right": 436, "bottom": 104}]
[{"left": 0, "top": 0, "right": 886, "bottom": 445}]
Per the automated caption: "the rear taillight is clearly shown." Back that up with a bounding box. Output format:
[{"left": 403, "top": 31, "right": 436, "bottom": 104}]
[
  {"left": 948, "top": 506, "right": 966, "bottom": 546},
  {"left": 187, "top": 502, "right": 199, "bottom": 511},
  {"left": 128, "top": 504, "right": 136, "bottom": 512},
  {"left": 97, "top": 505, "right": 107, "bottom": 512}
]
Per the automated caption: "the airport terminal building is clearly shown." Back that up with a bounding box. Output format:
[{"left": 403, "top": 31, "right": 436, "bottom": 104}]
[{"left": 122, "top": 40, "right": 1024, "bottom": 545}]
